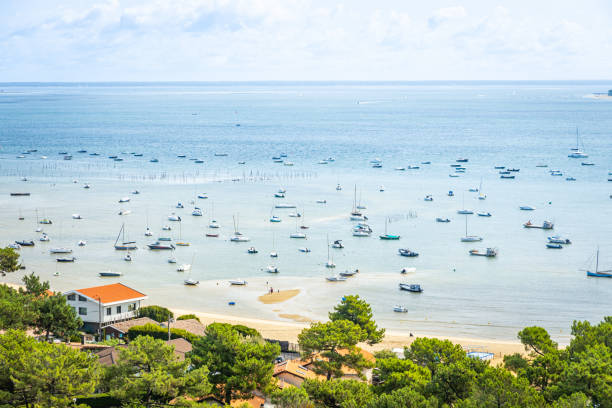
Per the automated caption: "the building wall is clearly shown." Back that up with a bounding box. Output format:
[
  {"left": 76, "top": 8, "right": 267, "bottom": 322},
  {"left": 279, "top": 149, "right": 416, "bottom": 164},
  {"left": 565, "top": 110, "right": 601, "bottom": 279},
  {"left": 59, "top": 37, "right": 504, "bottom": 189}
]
[{"left": 65, "top": 292, "right": 141, "bottom": 324}]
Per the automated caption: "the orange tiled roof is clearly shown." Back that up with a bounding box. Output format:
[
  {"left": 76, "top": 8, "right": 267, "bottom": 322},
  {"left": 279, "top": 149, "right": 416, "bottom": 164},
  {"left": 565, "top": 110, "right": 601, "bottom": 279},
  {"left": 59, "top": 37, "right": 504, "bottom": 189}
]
[{"left": 74, "top": 283, "right": 146, "bottom": 304}]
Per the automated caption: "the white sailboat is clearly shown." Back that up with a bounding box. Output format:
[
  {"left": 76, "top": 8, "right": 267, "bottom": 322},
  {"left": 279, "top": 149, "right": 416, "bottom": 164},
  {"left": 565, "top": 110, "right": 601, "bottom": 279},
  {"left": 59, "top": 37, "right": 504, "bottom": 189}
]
[
  {"left": 325, "top": 234, "right": 336, "bottom": 268},
  {"left": 350, "top": 185, "right": 367, "bottom": 221},
  {"left": 230, "top": 214, "right": 250, "bottom": 242},
  {"left": 478, "top": 178, "right": 486, "bottom": 200},
  {"left": 568, "top": 128, "right": 588, "bottom": 158},
  {"left": 461, "top": 215, "right": 482, "bottom": 242}
]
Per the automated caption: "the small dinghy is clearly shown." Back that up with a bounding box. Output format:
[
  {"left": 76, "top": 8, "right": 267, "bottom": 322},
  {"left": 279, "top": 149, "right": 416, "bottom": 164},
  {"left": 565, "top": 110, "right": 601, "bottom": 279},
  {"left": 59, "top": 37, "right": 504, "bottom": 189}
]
[{"left": 57, "top": 257, "right": 76, "bottom": 262}]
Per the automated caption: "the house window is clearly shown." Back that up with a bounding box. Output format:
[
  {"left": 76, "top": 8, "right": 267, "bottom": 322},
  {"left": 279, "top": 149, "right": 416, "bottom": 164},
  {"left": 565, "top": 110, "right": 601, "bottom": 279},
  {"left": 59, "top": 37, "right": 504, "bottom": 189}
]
[
  {"left": 78, "top": 295, "right": 87, "bottom": 302},
  {"left": 128, "top": 303, "right": 136, "bottom": 312},
  {"left": 67, "top": 294, "right": 76, "bottom": 301},
  {"left": 78, "top": 307, "right": 87, "bottom": 316},
  {"left": 116, "top": 305, "right": 122, "bottom": 314},
  {"left": 106, "top": 308, "right": 111, "bottom": 316}
]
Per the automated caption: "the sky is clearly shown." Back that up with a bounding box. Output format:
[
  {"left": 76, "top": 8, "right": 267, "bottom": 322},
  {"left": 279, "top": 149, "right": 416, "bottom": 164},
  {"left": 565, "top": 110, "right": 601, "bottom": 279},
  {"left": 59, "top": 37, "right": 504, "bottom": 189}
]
[{"left": 0, "top": 0, "right": 611, "bottom": 81}]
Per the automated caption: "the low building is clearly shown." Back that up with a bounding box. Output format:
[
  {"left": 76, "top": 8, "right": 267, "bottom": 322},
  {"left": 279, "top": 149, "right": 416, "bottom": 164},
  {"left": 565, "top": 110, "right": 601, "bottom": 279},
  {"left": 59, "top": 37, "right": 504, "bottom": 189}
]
[
  {"left": 161, "top": 318, "right": 206, "bottom": 336},
  {"left": 104, "top": 317, "right": 158, "bottom": 340},
  {"left": 63, "top": 283, "right": 147, "bottom": 333},
  {"left": 273, "top": 360, "right": 320, "bottom": 388}
]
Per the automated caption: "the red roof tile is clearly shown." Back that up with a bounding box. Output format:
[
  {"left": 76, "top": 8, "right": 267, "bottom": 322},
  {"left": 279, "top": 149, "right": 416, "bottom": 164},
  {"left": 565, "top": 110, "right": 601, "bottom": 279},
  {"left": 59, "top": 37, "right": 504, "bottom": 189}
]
[{"left": 74, "top": 283, "right": 146, "bottom": 304}]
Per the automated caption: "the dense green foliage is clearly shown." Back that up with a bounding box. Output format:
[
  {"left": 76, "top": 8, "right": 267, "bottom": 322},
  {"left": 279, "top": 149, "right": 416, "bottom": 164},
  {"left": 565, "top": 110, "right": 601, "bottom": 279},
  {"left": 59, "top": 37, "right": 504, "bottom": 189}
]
[
  {"left": 127, "top": 322, "right": 199, "bottom": 343},
  {"left": 177, "top": 314, "right": 201, "bottom": 322},
  {"left": 189, "top": 322, "right": 280, "bottom": 403},
  {"left": 137, "top": 305, "right": 174, "bottom": 322},
  {"left": 103, "top": 335, "right": 211, "bottom": 407},
  {"left": 0, "top": 247, "right": 20, "bottom": 275},
  {"left": 0, "top": 330, "right": 99, "bottom": 408},
  {"left": 0, "top": 274, "right": 82, "bottom": 339}
]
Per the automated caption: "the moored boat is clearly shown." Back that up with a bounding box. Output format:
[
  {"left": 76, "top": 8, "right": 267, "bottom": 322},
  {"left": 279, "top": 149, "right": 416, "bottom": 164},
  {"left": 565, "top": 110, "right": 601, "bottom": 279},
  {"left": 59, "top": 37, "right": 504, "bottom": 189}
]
[{"left": 399, "top": 283, "right": 423, "bottom": 292}]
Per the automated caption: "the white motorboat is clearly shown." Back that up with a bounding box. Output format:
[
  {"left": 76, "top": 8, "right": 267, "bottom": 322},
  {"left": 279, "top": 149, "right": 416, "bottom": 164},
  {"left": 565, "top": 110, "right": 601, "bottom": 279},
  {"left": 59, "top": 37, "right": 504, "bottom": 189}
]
[
  {"left": 336, "top": 184, "right": 342, "bottom": 191},
  {"left": 192, "top": 208, "right": 203, "bottom": 216},
  {"left": 519, "top": 206, "right": 535, "bottom": 211},
  {"left": 124, "top": 253, "right": 132, "bottom": 261},
  {"left": 275, "top": 204, "right": 296, "bottom": 209},
  {"left": 168, "top": 213, "right": 181, "bottom": 221},
  {"left": 176, "top": 202, "right": 184, "bottom": 208},
  {"left": 424, "top": 195, "right": 433, "bottom": 201},
  {"left": 50, "top": 248, "right": 72, "bottom": 254},
  {"left": 198, "top": 194, "right": 208, "bottom": 199},
  {"left": 145, "top": 228, "right": 153, "bottom": 236},
  {"left": 162, "top": 225, "right": 172, "bottom": 231},
  {"left": 72, "top": 214, "right": 83, "bottom": 219},
  {"left": 118, "top": 197, "right": 130, "bottom": 203},
  {"left": 118, "top": 209, "right": 131, "bottom": 215},
  {"left": 393, "top": 306, "right": 408, "bottom": 313},
  {"left": 470, "top": 248, "right": 498, "bottom": 257},
  {"left": 288, "top": 212, "right": 301, "bottom": 218},
  {"left": 184, "top": 278, "right": 199, "bottom": 286},
  {"left": 99, "top": 270, "right": 122, "bottom": 277},
  {"left": 340, "top": 269, "right": 359, "bottom": 277},
  {"left": 39, "top": 233, "right": 50, "bottom": 242},
  {"left": 270, "top": 251, "right": 278, "bottom": 258},
  {"left": 331, "top": 240, "right": 344, "bottom": 249},
  {"left": 298, "top": 247, "right": 311, "bottom": 253},
  {"left": 274, "top": 192, "right": 285, "bottom": 198},
  {"left": 229, "top": 279, "right": 247, "bottom": 286},
  {"left": 266, "top": 266, "right": 279, "bottom": 273},
  {"left": 168, "top": 257, "right": 177, "bottom": 263},
  {"left": 316, "top": 199, "right": 327, "bottom": 204},
  {"left": 477, "top": 212, "right": 492, "bottom": 217},
  {"left": 177, "top": 264, "right": 191, "bottom": 272},
  {"left": 326, "top": 276, "right": 347, "bottom": 282},
  {"left": 290, "top": 232, "right": 306, "bottom": 239},
  {"left": 230, "top": 235, "right": 250, "bottom": 242},
  {"left": 270, "top": 215, "right": 282, "bottom": 223},
  {"left": 399, "top": 283, "right": 423, "bottom": 292},
  {"left": 78, "top": 240, "right": 87, "bottom": 246},
  {"left": 436, "top": 218, "right": 451, "bottom": 223}
]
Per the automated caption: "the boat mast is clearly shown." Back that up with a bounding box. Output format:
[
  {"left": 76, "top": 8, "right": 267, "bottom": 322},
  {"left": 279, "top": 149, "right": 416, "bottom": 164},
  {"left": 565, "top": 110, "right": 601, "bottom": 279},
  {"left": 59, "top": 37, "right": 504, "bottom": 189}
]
[
  {"left": 115, "top": 224, "right": 124, "bottom": 246},
  {"left": 596, "top": 247, "right": 599, "bottom": 273}
]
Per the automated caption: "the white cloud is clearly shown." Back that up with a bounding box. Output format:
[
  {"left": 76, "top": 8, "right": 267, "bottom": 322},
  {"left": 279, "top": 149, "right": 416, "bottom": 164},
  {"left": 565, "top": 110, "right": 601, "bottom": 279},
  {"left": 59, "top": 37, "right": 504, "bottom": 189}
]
[{"left": 0, "top": 0, "right": 610, "bottom": 80}]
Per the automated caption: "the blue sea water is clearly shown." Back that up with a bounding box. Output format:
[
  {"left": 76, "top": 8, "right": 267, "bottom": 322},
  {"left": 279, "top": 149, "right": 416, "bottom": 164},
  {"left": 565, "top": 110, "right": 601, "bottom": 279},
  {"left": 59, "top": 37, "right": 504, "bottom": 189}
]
[{"left": 0, "top": 81, "right": 611, "bottom": 342}]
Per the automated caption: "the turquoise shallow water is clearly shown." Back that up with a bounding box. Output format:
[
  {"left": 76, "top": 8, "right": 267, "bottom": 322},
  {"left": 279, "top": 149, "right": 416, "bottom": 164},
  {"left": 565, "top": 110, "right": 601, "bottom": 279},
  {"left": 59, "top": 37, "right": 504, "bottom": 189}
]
[{"left": 0, "top": 82, "right": 611, "bottom": 342}]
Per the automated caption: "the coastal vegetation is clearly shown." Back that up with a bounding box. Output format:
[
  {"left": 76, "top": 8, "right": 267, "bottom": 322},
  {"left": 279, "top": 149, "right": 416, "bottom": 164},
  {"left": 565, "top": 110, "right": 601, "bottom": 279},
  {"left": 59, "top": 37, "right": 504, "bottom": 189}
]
[{"left": 0, "top": 273, "right": 611, "bottom": 407}]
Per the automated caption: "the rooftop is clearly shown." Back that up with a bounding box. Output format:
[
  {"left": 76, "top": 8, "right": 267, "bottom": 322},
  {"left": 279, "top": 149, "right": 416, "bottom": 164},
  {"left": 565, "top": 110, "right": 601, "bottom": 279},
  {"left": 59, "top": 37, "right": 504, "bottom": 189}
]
[
  {"left": 108, "top": 317, "right": 158, "bottom": 334},
  {"left": 72, "top": 283, "right": 147, "bottom": 304}
]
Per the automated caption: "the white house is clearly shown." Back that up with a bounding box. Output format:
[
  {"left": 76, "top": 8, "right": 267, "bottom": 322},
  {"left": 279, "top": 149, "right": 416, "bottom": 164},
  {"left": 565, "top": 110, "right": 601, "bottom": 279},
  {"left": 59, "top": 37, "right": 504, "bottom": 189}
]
[{"left": 64, "top": 283, "right": 147, "bottom": 333}]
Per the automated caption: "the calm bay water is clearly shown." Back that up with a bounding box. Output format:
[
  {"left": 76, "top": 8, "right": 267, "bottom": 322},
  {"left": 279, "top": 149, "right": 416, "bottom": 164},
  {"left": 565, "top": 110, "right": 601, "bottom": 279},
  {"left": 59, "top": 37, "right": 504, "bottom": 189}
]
[{"left": 0, "top": 81, "right": 611, "bottom": 342}]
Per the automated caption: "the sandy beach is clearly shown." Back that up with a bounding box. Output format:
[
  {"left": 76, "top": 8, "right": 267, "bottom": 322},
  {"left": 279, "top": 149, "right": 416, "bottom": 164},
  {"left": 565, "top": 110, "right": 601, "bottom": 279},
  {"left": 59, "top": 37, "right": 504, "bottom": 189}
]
[{"left": 171, "top": 307, "right": 526, "bottom": 365}]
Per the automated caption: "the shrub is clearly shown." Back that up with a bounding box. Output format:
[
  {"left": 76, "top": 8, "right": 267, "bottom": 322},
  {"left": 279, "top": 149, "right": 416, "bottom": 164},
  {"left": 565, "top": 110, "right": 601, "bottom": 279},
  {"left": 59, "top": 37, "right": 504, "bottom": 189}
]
[
  {"left": 177, "top": 314, "right": 200, "bottom": 322},
  {"left": 127, "top": 323, "right": 198, "bottom": 343},
  {"left": 137, "top": 305, "right": 173, "bottom": 322}
]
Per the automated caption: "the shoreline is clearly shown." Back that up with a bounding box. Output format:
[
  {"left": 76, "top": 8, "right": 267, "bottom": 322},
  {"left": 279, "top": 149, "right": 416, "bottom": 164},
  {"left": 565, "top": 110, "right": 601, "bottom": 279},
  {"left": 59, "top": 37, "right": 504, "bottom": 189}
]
[{"left": 170, "top": 307, "right": 528, "bottom": 364}]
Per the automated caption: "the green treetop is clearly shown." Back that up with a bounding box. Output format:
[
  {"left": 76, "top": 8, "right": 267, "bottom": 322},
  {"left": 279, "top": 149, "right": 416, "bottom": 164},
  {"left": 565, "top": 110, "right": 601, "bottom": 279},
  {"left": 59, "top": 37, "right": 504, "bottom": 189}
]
[{"left": 329, "top": 295, "right": 385, "bottom": 345}]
